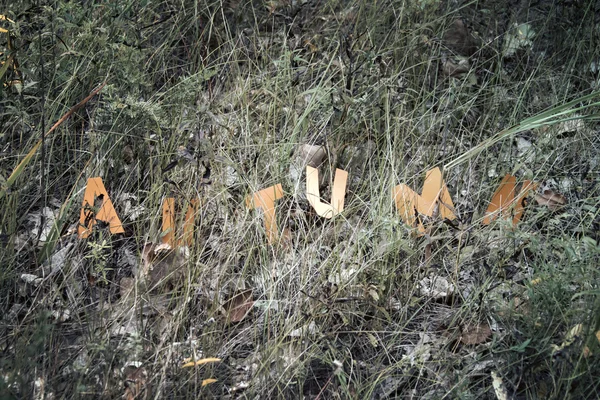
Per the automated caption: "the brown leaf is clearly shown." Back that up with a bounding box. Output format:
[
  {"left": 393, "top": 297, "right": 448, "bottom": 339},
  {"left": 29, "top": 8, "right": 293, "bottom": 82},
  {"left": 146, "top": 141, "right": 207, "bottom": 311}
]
[
  {"left": 123, "top": 366, "right": 147, "bottom": 400},
  {"left": 442, "top": 58, "right": 471, "bottom": 77},
  {"left": 223, "top": 289, "right": 253, "bottom": 322},
  {"left": 280, "top": 227, "right": 293, "bottom": 250},
  {"left": 460, "top": 323, "right": 492, "bottom": 345},
  {"left": 443, "top": 19, "right": 478, "bottom": 57},
  {"left": 120, "top": 277, "right": 135, "bottom": 299},
  {"left": 122, "top": 145, "right": 134, "bottom": 164},
  {"left": 139, "top": 243, "right": 156, "bottom": 282},
  {"left": 139, "top": 242, "right": 186, "bottom": 290},
  {"left": 424, "top": 241, "right": 433, "bottom": 265},
  {"left": 534, "top": 189, "right": 566, "bottom": 211}
]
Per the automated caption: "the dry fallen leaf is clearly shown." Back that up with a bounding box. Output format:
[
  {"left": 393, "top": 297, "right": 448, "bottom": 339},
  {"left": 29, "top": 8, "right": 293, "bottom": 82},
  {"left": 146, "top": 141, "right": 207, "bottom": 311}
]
[
  {"left": 534, "top": 189, "right": 566, "bottom": 210},
  {"left": 461, "top": 323, "right": 492, "bottom": 345},
  {"left": 139, "top": 243, "right": 157, "bottom": 280},
  {"left": 423, "top": 241, "right": 433, "bottom": 265},
  {"left": 223, "top": 289, "right": 254, "bottom": 322},
  {"left": 551, "top": 324, "right": 584, "bottom": 356},
  {"left": 491, "top": 371, "right": 509, "bottom": 400},
  {"left": 289, "top": 321, "right": 318, "bottom": 337},
  {"left": 202, "top": 378, "right": 218, "bottom": 386},
  {"left": 122, "top": 145, "right": 134, "bottom": 164},
  {"left": 123, "top": 366, "right": 147, "bottom": 400},
  {"left": 139, "top": 242, "right": 187, "bottom": 291},
  {"left": 419, "top": 275, "right": 455, "bottom": 299},
  {"left": 442, "top": 57, "right": 471, "bottom": 77},
  {"left": 120, "top": 277, "right": 135, "bottom": 300},
  {"left": 443, "top": 19, "right": 478, "bottom": 57}
]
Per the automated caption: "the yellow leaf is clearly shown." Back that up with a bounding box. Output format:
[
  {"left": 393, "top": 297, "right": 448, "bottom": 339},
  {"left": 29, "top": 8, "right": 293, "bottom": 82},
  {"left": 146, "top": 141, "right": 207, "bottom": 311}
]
[
  {"left": 202, "top": 379, "right": 217, "bottom": 386},
  {"left": 566, "top": 324, "right": 583, "bottom": 341},
  {"left": 530, "top": 277, "right": 542, "bottom": 285},
  {"left": 0, "top": 15, "right": 15, "bottom": 23},
  {"left": 0, "top": 28, "right": 8, "bottom": 33},
  {"left": 491, "top": 371, "right": 509, "bottom": 400},
  {"left": 182, "top": 357, "right": 221, "bottom": 368}
]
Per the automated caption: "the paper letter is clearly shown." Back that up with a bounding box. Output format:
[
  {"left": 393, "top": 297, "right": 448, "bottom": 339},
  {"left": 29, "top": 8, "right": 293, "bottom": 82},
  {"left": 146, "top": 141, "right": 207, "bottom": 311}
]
[
  {"left": 246, "top": 184, "right": 284, "bottom": 243},
  {"left": 78, "top": 177, "right": 124, "bottom": 238},
  {"left": 161, "top": 197, "right": 199, "bottom": 247},
  {"left": 392, "top": 167, "right": 456, "bottom": 233},
  {"left": 483, "top": 175, "right": 538, "bottom": 225},
  {"left": 306, "top": 166, "right": 348, "bottom": 219}
]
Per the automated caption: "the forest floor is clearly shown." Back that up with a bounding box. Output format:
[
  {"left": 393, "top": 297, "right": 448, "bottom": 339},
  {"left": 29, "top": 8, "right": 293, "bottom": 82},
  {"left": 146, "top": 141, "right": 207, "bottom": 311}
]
[{"left": 1, "top": 0, "right": 600, "bottom": 399}]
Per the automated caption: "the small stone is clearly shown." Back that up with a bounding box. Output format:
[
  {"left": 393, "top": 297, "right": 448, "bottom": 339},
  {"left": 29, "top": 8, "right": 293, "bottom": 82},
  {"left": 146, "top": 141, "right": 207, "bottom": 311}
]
[{"left": 289, "top": 144, "right": 327, "bottom": 183}]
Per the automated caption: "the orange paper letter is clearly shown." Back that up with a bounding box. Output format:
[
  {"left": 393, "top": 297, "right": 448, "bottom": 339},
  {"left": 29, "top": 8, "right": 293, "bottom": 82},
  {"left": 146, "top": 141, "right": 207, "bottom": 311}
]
[
  {"left": 246, "top": 184, "right": 285, "bottom": 243},
  {"left": 161, "top": 197, "right": 199, "bottom": 247},
  {"left": 78, "top": 177, "right": 124, "bottom": 238},
  {"left": 392, "top": 167, "right": 456, "bottom": 233},
  {"left": 305, "top": 166, "right": 348, "bottom": 219},
  {"left": 483, "top": 175, "right": 538, "bottom": 225}
]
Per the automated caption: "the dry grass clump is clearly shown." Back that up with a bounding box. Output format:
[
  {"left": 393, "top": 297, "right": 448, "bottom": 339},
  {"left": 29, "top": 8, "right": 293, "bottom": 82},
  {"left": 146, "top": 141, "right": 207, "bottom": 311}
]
[{"left": 1, "top": 0, "right": 599, "bottom": 398}]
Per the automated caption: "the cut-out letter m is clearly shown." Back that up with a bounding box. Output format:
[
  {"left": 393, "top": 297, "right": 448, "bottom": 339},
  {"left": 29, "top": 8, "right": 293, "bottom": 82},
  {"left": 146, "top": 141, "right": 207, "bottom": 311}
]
[{"left": 392, "top": 167, "right": 456, "bottom": 233}]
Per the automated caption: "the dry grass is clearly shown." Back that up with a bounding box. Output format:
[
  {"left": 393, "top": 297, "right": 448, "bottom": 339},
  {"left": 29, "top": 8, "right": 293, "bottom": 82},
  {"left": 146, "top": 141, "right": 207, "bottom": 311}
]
[{"left": 1, "top": 0, "right": 600, "bottom": 398}]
